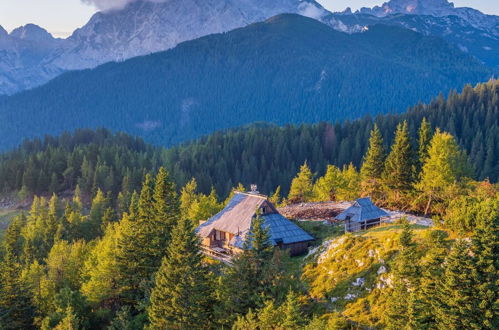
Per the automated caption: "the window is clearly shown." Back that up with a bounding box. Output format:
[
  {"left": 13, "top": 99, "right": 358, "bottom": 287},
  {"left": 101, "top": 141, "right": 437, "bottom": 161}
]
[{"left": 216, "top": 231, "right": 220, "bottom": 240}]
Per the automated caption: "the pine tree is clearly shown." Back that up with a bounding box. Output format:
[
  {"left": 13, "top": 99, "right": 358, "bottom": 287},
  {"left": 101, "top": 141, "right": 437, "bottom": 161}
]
[
  {"left": 269, "top": 186, "right": 282, "bottom": 206},
  {"left": 217, "top": 213, "right": 276, "bottom": 324},
  {"left": 386, "top": 222, "right": 420, "bottom": 329},
  {"left": 152, "top": 167, "right": 180, "bottom": 246},
  {"left": 470, "top": 201, "right": 498, "bottom": 329},
  {"left": 382, "top": 121, "right": 415, "bottom": 196},
  {"left": 361, "top": 124, "right": 386, "bottom": 180},
  {"left": 116, "top": 172, "right": 180, "bottom": 307},
  {"left": 87, "top": 189, "right": 108, "bottom": 239},
  {"left": 417, "top": 117, "right": 432, "bottom": 173},
  {"left": 115, "top": 174, "right": 155, "bottom": 305},
  {"left": 280, "top": 291, "right": 304, "bottom": 329},
  {"left": 0, "top": 254, "right": 36, "bottom": 329},
  {"left": 2, "top": 213, "right": 27, "bottom": 259},
  {"left": 180, "top": 178, "right": 198, "bottom": 220},
  {"left": 417, "top": 230, "right": 448, "bottom": 328},
  {"left": 100, "top": 207, "right": 117, "bottom": 232},
  {"left": 436, "top": 240, "right": 480, "bottom": 329},
  {"left": 288, "top": 161, "right": 314, "bottom": 203},
  {"left": 147, "top": 218, "right": 212, "bottom": 329},
  {"left": 53, "top": 306, "right": 80, "bottom": 330}
]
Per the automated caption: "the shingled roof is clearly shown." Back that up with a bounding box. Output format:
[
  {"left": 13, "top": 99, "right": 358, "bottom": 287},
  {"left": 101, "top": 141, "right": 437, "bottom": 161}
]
[
  {"left": 336, "top": 197, "right": 389, "bottom": 223},
  {"left": 196, "top": 192, "right": 314, "bottom": 249}
]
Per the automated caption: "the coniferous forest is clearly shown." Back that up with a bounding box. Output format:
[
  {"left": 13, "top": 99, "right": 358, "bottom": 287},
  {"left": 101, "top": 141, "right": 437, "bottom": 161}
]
[
  {"left": 1, "top": 81, "right": 497, "bottom": 199},
  {"left": 0, "top": 80, "right": 497, "bottom": 329}
]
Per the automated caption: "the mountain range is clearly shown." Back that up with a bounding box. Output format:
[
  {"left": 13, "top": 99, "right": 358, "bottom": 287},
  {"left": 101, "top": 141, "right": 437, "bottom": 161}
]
[
  {"left": 0, "top": 0, "right": 497, "bottom": 95},
  {"left": 0, "top": 14, "right": 492, "bottom": 149}
]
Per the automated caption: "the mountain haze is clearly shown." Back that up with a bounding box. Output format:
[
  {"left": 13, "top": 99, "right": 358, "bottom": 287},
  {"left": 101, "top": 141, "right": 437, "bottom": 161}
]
[
  {"left": 0, "top": 0, "right": 497, "bottom": 95},
  {"left": 0, "top": 14, "right": 492, "bottom": 149},
  {"left": 0, "top": 0, "right": 327, "bottom": 95}
]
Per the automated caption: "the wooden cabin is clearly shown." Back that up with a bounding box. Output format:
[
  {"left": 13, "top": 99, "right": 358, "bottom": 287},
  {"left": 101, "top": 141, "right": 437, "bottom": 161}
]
[
  {"left": 336, "top": 197, "right": 389, "bottom": 233},
  {"left": 196, "top": 189, "right": 314, "bottom": 261}
]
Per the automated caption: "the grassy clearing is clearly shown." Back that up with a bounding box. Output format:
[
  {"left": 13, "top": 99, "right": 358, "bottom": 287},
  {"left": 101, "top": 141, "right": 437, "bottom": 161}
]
[{"left": 294, "top": 220, "right": 344, "bottom": 245}]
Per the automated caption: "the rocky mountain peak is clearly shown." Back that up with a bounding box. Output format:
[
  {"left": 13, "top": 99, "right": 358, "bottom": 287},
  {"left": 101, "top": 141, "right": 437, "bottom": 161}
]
[
  {"left": 10, "top": 24, "right": 55, "bottom": 42},
  {"left": 358, "top": 0, "right": 498, "bottom": 31}
]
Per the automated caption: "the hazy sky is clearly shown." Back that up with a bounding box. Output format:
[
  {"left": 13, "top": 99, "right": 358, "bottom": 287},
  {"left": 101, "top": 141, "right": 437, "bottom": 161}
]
[{"left": 0, "top": 0, "right": 498, "bottom": 38}]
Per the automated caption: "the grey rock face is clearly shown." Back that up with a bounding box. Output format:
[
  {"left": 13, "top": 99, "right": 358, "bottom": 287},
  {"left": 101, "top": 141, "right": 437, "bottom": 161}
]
[
  {"left": 0, "top": 0, "right": 327, "bottom": 95},
  {"left": 0, "top": 0, "right": 497, "bottom": 95}
]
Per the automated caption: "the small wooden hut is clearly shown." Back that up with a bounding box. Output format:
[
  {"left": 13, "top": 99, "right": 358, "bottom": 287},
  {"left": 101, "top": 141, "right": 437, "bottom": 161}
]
[
  {"left": 336, "top": 197, "right": 389, "bottom": 232},
  {"left": 196, "top": 190, "right": 314, "bottom": 261}
]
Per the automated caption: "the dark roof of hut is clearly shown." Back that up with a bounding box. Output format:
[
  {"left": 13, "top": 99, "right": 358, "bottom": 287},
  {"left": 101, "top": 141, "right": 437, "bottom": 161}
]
[
  {"left": 335, "top": 197, "right": 389, "bottom": 223},
  {"left": 196, "top": 192, "right": 314, "bottom": 248}
]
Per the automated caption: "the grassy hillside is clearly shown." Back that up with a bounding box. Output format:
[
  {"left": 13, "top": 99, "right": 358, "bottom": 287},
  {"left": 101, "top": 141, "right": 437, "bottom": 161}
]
[{"left": 301, "top": 222, "right": 453, "bottom": 327}]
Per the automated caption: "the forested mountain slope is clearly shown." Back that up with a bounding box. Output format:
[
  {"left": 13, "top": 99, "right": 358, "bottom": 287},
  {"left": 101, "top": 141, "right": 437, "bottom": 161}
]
[
  {"left": 0, "top": 14, "right": 493, "bottom": 149},
  {"left": 166, "top": 80, "right": 498, "bottom": 196},
  {"left": 0, "top": 81, "right": 496, "bottom": 199}
]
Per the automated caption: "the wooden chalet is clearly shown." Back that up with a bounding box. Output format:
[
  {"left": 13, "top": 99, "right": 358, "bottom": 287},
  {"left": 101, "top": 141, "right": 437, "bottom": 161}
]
[
  {"left": 196, "top": 188, "right": 314, "bottom": 261},
  {"left": 336, "top": 197, "right": 389, "bottom": 232}
]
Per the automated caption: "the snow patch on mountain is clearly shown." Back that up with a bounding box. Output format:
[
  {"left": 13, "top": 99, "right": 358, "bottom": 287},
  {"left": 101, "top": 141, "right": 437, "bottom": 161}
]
[{"left": 357, "top": 0, "right": 499, "bottom": 32}]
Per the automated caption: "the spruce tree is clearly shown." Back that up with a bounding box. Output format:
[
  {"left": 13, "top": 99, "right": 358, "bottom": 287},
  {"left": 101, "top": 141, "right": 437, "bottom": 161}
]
[
  {"left": 386, "top": 222, "right": 420, "bottom": 329},
  {"left": 361, "top": 124, "right": 386, "bottom": 180},
  {"left": 280, "top": 291, "right": 305, "bottom": 329},
  {"left": 217, "top": 214, "right": 276, "bottom": 324},
  {"left": 470, "top": 203, "right": 498, "bottom": 329},
  {"left": 115, "top": 174, "right": 156, "bottom": 305},
  {"left": 417, "top": 117, "right": 432, "bottom": 173},
  {"left": 180, "top": 178, "right": 198, "bottom": 220},
  {"left": 0, "top": 254, "right": 36, "bottom": 329},
  {"left": 288, "top": 161, "right": 313, "bottom": 203},
  {"left": 116, "top": 171, "right": 181, "bottom": 307},
  {"left": 151, "top": 167, "right": 180, "bottom": 263},
  {"left": 436, "top": 240, "right": 480, "bottom": 329},
  {"left": 87, "top": 189, "right": 108, "bottom": 239},
  {"left": 382, "top": 121, "right": 415, "bottom": 195},
  {"left": 147, "top": 218, "right": 212, "bottom": 329}
]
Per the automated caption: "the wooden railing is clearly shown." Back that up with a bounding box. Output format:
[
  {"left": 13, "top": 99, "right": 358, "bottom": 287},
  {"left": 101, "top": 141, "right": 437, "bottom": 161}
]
[{"left": 200, "top": 245, "right": 233, "bottom": 264}]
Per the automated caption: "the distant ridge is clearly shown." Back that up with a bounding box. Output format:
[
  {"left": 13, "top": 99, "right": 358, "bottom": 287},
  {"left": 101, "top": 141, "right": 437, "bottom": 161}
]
[
  {"left": 0, "top": 14, "right": 492, "bottom": 149},
  {"left": 0, "top": 0, "right": 497, "bottom": 95}
]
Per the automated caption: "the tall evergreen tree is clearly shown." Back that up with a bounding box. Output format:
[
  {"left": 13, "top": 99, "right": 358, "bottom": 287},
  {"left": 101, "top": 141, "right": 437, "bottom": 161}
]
[
  {"left": 280, "top": 291, "right": 305, "bottom": 329},
  {"left": 417, "top": 117, "right": 433, "bottom": 173},
  {"left": 288, "top": 161, "right": 314, "bottom": 203},
  {"left": 87, "top": 189, "right": 108, "bottom": 239},
  {"left": 115, "top": 174, "right": 156, "bottom": 306},
  {"left": 361, "top": 124, "right": 386, "bottom": 180},
  {"left": 0, "top": 254, "right": 36, "bottom": 329},
  {"left": 116, "top": 171, "right": 181, "bottom": 308},
  {"left": 470, "top": 200, "right": 498, "bottom": 329},
  {"left": 385, "top": 222, "right": 420, "bottom": 329},
  {"left": 416, "top": 130, "right": 471, "bottom": 215},
  {"left": 313, "top": 165, "right": 345, "bottom": 202},
  {"left": 151, "top": 167, "right": 180, "bottom": 261},
  {"left": 147, "top": 218, "right": 212, "bottom": 329},
  {"left": 382, "top": 121, "right": 415, "bottom": 195},
  {"left": 436, "top": 240, "right": 480, "bottom": 329},
  {"left": 217, "top": 214, "right": 276, "bottom": 324}
]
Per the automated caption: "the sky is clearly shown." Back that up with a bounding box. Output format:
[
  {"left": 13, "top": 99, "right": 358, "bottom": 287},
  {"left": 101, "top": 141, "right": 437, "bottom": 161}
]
[{"left": 0, "top": 0, "right": 498, "bottom": 38}]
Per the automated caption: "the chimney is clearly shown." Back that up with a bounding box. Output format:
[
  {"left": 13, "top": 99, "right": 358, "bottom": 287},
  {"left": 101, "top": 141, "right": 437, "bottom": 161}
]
[{"left": 249, "top": 184, "right": 259, "bottom": 194}]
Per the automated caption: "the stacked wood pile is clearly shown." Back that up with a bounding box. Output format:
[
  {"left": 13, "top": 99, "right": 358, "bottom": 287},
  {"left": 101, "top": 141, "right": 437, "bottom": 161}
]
[{"left": 278, "top": 201, "right": 352, "bottom": 222}]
